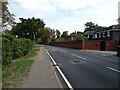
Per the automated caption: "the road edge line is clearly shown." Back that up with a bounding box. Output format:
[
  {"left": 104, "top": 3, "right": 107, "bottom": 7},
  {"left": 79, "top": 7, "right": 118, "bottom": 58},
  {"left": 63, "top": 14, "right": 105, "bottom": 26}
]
[
  {"left": 44, "top": 48, "right": 74, "bottom": 90},
  {"left": 107, "top": 67, "right": 120, "bottom": 73}
]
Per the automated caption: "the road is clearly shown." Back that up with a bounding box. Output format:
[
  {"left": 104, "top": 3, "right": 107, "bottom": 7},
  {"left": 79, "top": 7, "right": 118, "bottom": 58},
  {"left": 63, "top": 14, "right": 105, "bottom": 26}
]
[{"left": 43, "top": 45, "right": 120, "bottom": 89}]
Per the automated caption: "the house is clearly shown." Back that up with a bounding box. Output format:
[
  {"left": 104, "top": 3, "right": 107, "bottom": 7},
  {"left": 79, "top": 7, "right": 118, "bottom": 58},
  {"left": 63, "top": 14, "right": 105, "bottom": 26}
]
[
  {"left": 66, "top": 32, "right": 83, "bottom": 41},
  {"left": 92, "top": 25, "right": 120, "bottom": 41},
  {"left": 64, "top": 32, "right": 76, "bottom": 41},
  {"left": 83, "top": 31, "right": 95, "bottom": 40},
  {"left": 82, "top": 25, "right": 120, "bottom": 51}
]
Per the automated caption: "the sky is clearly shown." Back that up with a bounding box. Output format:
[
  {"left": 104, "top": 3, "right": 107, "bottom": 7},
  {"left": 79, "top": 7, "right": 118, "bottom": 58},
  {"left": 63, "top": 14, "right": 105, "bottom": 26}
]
[{"left": 8, "top": 0, "right": 120, "bottom": 33}]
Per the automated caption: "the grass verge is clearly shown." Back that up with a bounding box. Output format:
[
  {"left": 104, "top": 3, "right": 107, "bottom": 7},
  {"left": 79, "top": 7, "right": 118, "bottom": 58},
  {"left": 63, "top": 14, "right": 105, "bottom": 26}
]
[
  {"left": 20, "top": 45, "right": 40, "bottom": 59},
  {"left": 2, "top": 60, "right": 34, "bottom": 88}
]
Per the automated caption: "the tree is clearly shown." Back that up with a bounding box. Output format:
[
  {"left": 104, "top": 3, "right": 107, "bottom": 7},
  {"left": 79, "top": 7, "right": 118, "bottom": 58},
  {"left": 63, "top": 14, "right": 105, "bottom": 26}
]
[
  {"left": 12, "top": 17, "right": 45, "bottom": 40},
  {"left": 56, "top": 29, "right": 61, "bottom": 38},
  {"left": 38, "top": 27, "right": 51, "bottom": 43},
  {"left": 61, "top": 31, "right": 68, "bottom": 38},
  {"left": 75, "top": 35, "right": 87, "bottom": 42},
  {"left": 1, "top": 1, "right": 16, "bottom": 30},
  {"left": 84, "top": 22, "right": 96, "bottom": 32},
  {"left": 84, "top": 22, "right": 106, "bottom": 32},
  {"left": 77, "top": 31, "right": 82, "bottom": 35},
  {"left": 51, "top": 29, "right": 56, "bottom": 39}
]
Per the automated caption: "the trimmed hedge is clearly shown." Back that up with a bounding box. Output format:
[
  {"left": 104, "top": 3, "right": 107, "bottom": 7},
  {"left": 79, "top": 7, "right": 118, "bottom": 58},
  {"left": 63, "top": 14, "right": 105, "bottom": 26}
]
[
  {"left": 2, "top": 38, "right": 13, "bottom": 65},
  {"left": 2, "top": 34, "right": 33, "bottom": 65}
]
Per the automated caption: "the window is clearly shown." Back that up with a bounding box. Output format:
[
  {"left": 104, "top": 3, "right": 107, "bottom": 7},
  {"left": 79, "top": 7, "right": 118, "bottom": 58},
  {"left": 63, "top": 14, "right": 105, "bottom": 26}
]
[
  {"left": 95, "top": 34, "right": 97, "bottom": 38},
  {"left": 87, "top": 35, "right": 89, "bottom": 38},
  {"left": 99, "top": 33, "right": 101, "bottom": 38},
  {"left": 102, "top": 32, "right": 106, "bottom": 37},
  {"left": 107, "top": 31, "right": 110, "bottom": 37}
]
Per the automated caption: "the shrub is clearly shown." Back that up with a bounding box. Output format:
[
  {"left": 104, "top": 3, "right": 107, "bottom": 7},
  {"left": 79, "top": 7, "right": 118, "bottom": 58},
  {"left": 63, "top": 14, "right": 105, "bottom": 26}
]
[
  {"left": 2, "top": 38, "right": 13, "bottom": 65},
  {"left": 12, "top": 38, "right": 33, "bottom": 59},
  {"left": 75, "top": 35, "right": 88, "bottom": 42},
  {"left": 2, "top": 34, "right": 33, "bottom": 65}
]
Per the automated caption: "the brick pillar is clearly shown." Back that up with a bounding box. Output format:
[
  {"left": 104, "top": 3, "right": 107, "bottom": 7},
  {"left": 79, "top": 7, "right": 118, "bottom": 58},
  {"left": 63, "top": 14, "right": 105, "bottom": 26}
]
[{"left": 82, "top": 40, "right": 85, "bottom": 50}]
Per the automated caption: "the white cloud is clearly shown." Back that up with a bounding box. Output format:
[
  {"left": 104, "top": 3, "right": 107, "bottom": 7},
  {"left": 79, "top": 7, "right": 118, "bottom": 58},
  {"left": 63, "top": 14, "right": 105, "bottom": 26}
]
[{"left": 8, "top": 0, "right": 120, "bottom": 33}]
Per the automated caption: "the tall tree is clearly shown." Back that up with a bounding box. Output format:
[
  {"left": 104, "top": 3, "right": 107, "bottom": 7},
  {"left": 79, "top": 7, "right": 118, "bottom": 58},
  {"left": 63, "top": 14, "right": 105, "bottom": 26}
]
[
  {"left": 61, "top": 31, "right": 68, "bottom": 38},
  {"left": 77, "top": 31, "right": 82, "bottom": 35},
  {"left": 1, "top": 1, "right": 16, "bottom": 30},
  {"left": 84, "top": 22, "right": 96, "bottom": 32},
  {"left": 38, "top": 27, "right": 51, "bottom": 43},
  {"left": 12, "top": 17, "right": 45, "bottom": 40},
  {"left": 56, "top": 29, "right": 61, "bottom": 38},
  {"left": 84, "top": 22, "right": 106, "bottom": 32}
]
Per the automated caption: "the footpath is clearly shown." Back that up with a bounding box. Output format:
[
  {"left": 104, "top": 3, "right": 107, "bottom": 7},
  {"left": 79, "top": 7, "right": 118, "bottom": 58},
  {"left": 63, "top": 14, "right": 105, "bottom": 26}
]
[
  {"left": 81, "top": 50, "right": 117, "bottom": 56},
  {"left": 22, "top": 47, "right": 63, "bottom": 88}
]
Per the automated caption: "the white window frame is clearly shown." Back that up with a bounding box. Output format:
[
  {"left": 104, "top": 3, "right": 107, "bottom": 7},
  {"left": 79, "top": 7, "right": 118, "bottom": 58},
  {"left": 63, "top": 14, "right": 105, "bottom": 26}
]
[
  {"left": 99, "top": 33, "right": 101, "bottom": 38},
  {"left": 87, "top": 35, "right": 89, "bottom": 38},
  {"left": 102, "top": 32, "right": 106, "bottom": 37},
  {"left": 95, "top": 34, "right": 97, "bottom": 38},
  {"left": 107, "top": 31, "right": 110, "bottom": 37}
]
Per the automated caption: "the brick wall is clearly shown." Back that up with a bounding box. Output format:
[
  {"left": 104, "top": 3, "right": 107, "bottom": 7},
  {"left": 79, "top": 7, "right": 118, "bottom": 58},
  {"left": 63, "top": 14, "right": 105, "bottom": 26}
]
[
  {"left": 105, "top": 40, "right": 118, "bottom": 51},
  {"left": 51, "top": 41, "right": 82, "bottom": 49},
  {"left": 83, "top": 40, "right": 118, "bottom": 51},
  {"left": 83, "top": 40, "right": 100, "bottom": 50},
  {"left": 50, "top": 40, "right": 118, "bottom": 51}
]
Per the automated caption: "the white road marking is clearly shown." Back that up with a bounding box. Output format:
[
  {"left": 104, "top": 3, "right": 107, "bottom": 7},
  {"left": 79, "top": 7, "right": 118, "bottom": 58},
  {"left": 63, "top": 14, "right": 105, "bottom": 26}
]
[
  {"left": 60, "top": 50, "right": 67, "bottom": 53},
  {"left": 45, "top": 48, "right": 73, "bottom": 90},
  {"left": 101, "top": 54, "right": 107, "bottom": 56},
  {"left": 112, "top": 56, "right": 118, "bottom": 59},
  {"left": 71, "top": 54, "right": 87, "bottom": 60},
  {"left": 107, "top": 67, "right": 120, "bottom": 73}
]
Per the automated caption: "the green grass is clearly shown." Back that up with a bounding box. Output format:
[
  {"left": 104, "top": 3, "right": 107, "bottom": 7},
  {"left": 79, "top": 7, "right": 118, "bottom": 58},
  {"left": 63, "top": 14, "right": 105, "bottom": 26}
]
[
  {"left": 2, "top": 45, "right": 40, "bottom": 88},
  {"left": 34, "top": 45, "right": 40, "bottom": 48},
  {"left": 2, "top": 60, "right": 34, "bottom": 88},
  {"left": 20, "top": 45, "right": 40, "bottom": 59}
]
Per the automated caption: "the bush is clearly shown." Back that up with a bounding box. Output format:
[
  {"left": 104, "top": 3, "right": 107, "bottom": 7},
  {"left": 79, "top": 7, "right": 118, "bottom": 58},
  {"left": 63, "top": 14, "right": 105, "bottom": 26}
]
[
  {"left": 2, "top": 38, "right": 13, "bottom": 65},
  {"left": 75, "top": 35, "right": 88, "bottom": 42},
  {"left": 12, "top": 38, "right": 33, "bottom": 59},
  {"left": 2, "top": 34, "right": 33, "bottom": 65}
]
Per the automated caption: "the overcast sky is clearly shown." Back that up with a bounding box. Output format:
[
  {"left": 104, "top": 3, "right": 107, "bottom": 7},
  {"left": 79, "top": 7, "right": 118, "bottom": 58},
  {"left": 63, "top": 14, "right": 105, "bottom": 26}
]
[{"left": 8, "top": 0, "right": 119, "bottom": 33}]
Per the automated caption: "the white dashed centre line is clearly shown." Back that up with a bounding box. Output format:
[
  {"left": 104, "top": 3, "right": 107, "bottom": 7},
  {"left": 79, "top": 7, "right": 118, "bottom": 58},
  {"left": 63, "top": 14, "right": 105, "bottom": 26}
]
[
  {"left": 71, "top": 54, "right": 87, "bottom": 60},
  {"left": 107, "top": 67, "right": 120, "bottom": 73},
  {"left": 60, "top": 50, "right": 67, "bottom": 53}
]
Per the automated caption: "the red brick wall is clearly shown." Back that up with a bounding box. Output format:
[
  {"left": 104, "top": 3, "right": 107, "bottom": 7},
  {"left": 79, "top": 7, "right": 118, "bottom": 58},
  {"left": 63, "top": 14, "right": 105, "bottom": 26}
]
[
  {"left": 83, "top": 40, "right": 118, "bottom": 51},
  {"left": 105, "top": 40, "right": 118, "bottom": 51},
  {"left": 50, "top": 40, "right": 118, "bottom": 51},
  {"left": 51, "top": 41, "right": 82, "bottom": 49},
  {"left": 83, "top": 40, "right": 100, "bottom": 50}
]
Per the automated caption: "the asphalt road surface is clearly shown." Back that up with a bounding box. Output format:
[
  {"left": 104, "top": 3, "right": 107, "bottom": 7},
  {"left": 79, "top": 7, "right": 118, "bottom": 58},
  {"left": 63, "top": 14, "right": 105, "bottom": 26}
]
[{"left": 43, "top": 45, "right": 120, "bottom": 89}]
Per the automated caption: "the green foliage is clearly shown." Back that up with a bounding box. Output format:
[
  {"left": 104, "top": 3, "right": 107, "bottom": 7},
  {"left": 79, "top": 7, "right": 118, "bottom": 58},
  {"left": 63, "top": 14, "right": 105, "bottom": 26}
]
[
  {"left": 20, "top": 46, "right": 40, "bottom": 59},
  {"left": 77, "top": 31, "right": 82, "bottom": 34},
  {"left": 61, "top": 31, "right": 68, "bottom": 38},
  {"left": 2, "top": 38, "right": 13, "bottom": 65},
  {"left": 2, "top": 60, "right": 34, "bottom": 88},
  {"left": 12, "top": 17, "right": 45, "bottom": 40},
  {"left": 84, "top": 22, "right": 106, "bottom": 32},
  {"left": 56, "top": 29, "right": 61, "bottom": 38},
  {"left": 2, "top": 34, "right": 33, "bottom": 66},
  {"left": 12, "top": 38, "right": 33, "bottom": 59},
  {"left": 75, "top": 35, "right": 87, "bottom": 42},
  {"left": 2, "top": 33, "right": 15, "bottom": 41}
]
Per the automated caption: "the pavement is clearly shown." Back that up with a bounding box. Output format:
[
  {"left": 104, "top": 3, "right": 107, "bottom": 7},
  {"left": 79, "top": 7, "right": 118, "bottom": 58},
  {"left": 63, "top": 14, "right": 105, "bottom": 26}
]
[
  {"left": 81, "top": 50, "right": 117, "bottom": 56},
  {"left": 44, "top": 45, "right": 120, "bottom": 88},
  {"left": 22, "top": 47, "right": 63, "bottom": 88}
]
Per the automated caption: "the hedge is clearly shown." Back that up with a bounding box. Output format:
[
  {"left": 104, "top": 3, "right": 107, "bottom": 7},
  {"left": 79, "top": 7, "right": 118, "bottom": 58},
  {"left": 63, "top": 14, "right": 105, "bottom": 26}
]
[{"left": 2, "top": 34, "right": 33, "bottom": 65}]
